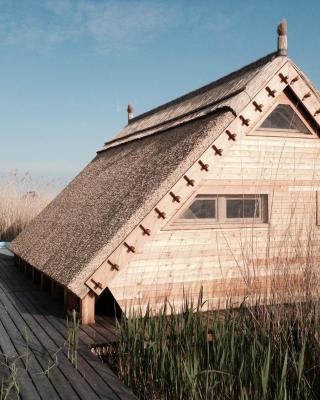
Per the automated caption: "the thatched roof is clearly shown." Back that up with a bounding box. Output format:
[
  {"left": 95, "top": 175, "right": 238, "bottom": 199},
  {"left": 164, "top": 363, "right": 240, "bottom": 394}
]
[
  {"left": 102, "top": 52, "right": 286, "bottom": 149},
  {"left": 10, "top": 52, "right": 289, "bottom": 298}
]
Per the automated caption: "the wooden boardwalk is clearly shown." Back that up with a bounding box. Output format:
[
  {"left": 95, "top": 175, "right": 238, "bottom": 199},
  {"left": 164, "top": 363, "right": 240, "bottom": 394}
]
[{"left": 0, "top": 253, "right": 137, "bottom": 400}]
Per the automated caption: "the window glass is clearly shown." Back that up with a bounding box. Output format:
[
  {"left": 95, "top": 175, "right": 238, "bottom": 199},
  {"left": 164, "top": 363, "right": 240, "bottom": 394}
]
[
  {"left": 180, "top": 196, "right": 216, "bottom": 219},
  {"left": 226, "top": 199, "right": 260, "bottom": 219},
  {"left": 177, "top": 194, "right": 268, "bottom": 224},
  {"left": 259, "top": 104, "right": 310, "bottom": 134}
]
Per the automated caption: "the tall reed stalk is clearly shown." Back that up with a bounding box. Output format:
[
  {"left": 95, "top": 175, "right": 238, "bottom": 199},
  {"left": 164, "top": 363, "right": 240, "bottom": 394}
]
[
  {"left": 0, "top": 171, "right": 53, "bottom": 241},
  {"left": 104, "top": 291, "right": 320, "bottom": 399},
  {"left": 66, "top": 310, "right": 80, "bottom": 368}
]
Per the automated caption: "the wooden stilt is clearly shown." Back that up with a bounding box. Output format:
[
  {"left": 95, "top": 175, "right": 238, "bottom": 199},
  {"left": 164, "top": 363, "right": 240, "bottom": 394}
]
[
  {"left": 51, "top": 281, "right": 61, "bottom": 299},
  {"left": 139, "top": 224, "right": 151, "bottom": 236},
  {"left": 40, "top": 273, "right": 44, "bottom": 290},
  {"left": 64, "top": 288, "right": 68, "bottom": 309},
  {"left": 107, "top": 260, "right": 120, "bottom": 271},
  {"left": 80, "top": 291, "right": 96, "bottom": 325},
  {"left": 64, "top": 289, "right": 78, "bottom": 312},
  {"left": 123, "top": 242, "right": 135, "bottom": 253}
]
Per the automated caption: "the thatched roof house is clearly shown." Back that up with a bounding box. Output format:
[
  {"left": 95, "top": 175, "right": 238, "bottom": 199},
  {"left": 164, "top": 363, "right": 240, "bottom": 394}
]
[{"left": 11, "top": 21, "right": 320, "bottom": 324}]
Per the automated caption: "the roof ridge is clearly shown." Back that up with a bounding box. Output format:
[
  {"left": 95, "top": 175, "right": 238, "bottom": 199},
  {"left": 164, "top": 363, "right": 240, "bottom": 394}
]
[
  {"left": 127, "top": 51, "right": 278, "bottom": 125},
  {"left": 100, "top": 106, "right": 236, "bottom": 152},
  {"left": 102, "top": 90, "right": 241, "bottom": 150}
]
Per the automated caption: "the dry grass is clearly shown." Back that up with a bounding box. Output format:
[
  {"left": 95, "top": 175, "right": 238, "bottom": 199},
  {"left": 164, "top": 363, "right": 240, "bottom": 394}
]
[{"left": 0, "top": 172, "right": 54, "bottom": 241}]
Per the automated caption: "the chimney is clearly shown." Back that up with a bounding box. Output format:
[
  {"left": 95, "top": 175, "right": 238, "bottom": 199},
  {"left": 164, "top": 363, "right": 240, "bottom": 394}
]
[
  {"left": 127, "top": 103, "right": 134, "bottom": 122},
  {"left": 277, "top": 19, "right": 288, "bottom": 56}
]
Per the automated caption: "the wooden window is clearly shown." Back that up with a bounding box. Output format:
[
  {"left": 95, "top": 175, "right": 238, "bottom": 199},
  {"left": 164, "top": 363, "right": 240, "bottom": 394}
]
[
  {"left": 179, "top": 195, "right": 216, "bottom": 221},
  {"left": 259, "top": 104, "right": 311, "bottom": 134},
  {"left": 250, "top": 93, "right": 317, "bottom": 138},
  {"left": 222, "top": 195, "right": 267, "bottom": 223},
  {"left": 176, "top": 194, "right": 268, "bottom": 227}
]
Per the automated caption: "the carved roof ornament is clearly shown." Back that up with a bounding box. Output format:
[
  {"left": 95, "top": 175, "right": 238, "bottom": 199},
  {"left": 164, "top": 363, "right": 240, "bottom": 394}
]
[
  {"left": 277, "top": 19, "right": 288, "bottom": 56},
  {"left": 127, "top": 103, "right": 134, "bottom": 122}
]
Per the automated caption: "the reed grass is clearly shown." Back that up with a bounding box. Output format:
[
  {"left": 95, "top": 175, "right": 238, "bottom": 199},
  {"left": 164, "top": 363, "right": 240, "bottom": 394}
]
[
  {"left": 0, "top": 361, "right": 19, "bottom": 400},
  {"left": 99, "top": 185, "right": 320, "bottom": 399},
  {"left": 66, "top": 309, "right": 80, "bottom": 368},
  {"left": 105, "top": 295, "right": 320, "bottom": 400},
  {"left": 0, "top": 172, "right": 53, "bottom": 241}
]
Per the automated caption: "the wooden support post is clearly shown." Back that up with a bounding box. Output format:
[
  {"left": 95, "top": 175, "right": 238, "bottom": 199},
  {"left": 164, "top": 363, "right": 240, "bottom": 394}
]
[
  {"left": 80, "top": 291, "right": 96, "bottom": 325},
  {"left": 302, "top": 92, "right": 311, "bottom": 101},
  {"left": 64, "top": 288, "right": 67, "bottom": 309},
  {"left": 139, "top": 224, "right": 151, "bottom": 236},
  {"left": 266, "top": 86, "right": 276, "bottom": 97},
  {"left": 51, "top": 281, "right": 61, "bottom": 299},
  {"left": 169, "top": 191, "right": 181, "bottom": 203},
  {"left": 252, "top": 101, "right": 263, "bottom": 112},
  {"left": 31, "top": 267, "right": 35, "bottom": 282},
  {"left": 226, "top": 130, "right": 237, "bottom": 141},
  {"left": 155, "top": 208, "right": 166, "bottom": 219},
  {"left": 18, "top": 261, "right": 23, "bottom": 272},
  {"left": 123, "top": 242, "right": 135, "bottom": 253},
  {"left": 64, "top": 289, "right": 78, "bottom": 312},
  {"left": 198, "top": 160, "right": 209, "bottom": 171},
  {"left": 15, "top": 256, "right": 20, "bottom": 270},
  {"left": 212, "top": 145, "right": 223, "bottom": 156},
  {"left": 183, "top": 175, "right": 195, "bottom": 186},
  {"left": 239, "top": 115, "right": 250, "bottom": 126},
  {"left": 107, "top": 259, "right": 120, "bottom": 271},
  {"left": 278, "top": 73, "right": 289, "bottom": 84},
  {"left": 40, "top": 273, "right": 44, "bottom": 290}
]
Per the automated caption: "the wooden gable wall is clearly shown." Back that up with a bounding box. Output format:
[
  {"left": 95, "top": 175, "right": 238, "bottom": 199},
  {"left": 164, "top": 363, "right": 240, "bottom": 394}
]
[
  {"left": 84, "top": 61, "right": 320, "bottom": 316},
  {"left": 108, "top": 92, "right": 320, "bottom": 313},
  {"left": 111, "top": 144, "right": 320, "bottom": 312}
]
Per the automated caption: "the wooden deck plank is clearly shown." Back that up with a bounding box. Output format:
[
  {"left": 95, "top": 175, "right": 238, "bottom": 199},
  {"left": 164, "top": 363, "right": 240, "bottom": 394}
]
[
  {"left": 21, "top": 289, "right": 136, "bottom": 400},
  {"left": 11, "top": 290, "right": 116, "bottom": 400},
  {"left": 0, "top": 255, "right": 137, "bottom": 400},
  {"left": 0, "top": 292, "right": 60, "bottom": 399},
  {"left": 0, "top": 320, "right": 41, "bottom": 400},
  {"left": 0, "top": 289, "right": 94, "bottom": 400},
  {"left": 0, "top": 264, "right": 114, "bottom": 400}
]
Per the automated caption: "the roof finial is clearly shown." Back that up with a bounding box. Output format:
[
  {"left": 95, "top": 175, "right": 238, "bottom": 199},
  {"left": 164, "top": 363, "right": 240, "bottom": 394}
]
[
  {"left": 277, "top": 19, "right": 288, "bottom": 56},
  {"left": 127, "top": 103, "right": 134, "bottom": 122}
]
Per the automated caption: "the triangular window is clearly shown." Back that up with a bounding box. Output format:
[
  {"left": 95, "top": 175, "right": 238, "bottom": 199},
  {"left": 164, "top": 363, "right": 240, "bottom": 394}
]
[
  {"left": 179, "top": 195, "right": 216, "bottom": 219},
  {"left": 258, "top": 104, "right": 311, "bottom": 134}
]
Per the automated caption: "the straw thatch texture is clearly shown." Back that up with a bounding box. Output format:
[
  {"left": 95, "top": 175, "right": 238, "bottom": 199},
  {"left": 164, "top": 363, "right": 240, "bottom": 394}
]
[
  {"left": 111, "top": 52, "right": 280, "bottom": 141},
  {"left": 11, "top": 109, "right": 234, "bottom": 297}
]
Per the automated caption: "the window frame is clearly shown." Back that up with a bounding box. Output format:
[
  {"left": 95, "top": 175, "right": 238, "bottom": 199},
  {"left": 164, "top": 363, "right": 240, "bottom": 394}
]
[
  {"left": 249, "top": 94, "right": 318, "bottom": 139},
  {"left": 178, "top": 195, "right": 217, "bottom": 222},
  {"left": 170, "top": 192, "right": 269, "bottom": 230},
  {"left": 220, "top": 195, "right": 264, "bottom": 223}
]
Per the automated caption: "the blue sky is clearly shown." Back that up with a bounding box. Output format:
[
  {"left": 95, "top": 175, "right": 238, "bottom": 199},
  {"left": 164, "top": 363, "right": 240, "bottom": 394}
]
[{"left": 1, "top": 0, "right": 320, "bottom": 191}]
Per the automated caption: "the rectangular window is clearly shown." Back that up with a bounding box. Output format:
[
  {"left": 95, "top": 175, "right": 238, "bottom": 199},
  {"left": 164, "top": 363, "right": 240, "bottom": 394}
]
[{"left": 177, "top": 194, "right": 268, "bottom": 225}]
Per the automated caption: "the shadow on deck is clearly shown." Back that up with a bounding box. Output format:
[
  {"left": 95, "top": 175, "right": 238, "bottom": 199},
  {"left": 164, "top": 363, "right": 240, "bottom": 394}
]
[{"left": 0, "top": 253, "right": 136, "bottom": 400}]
